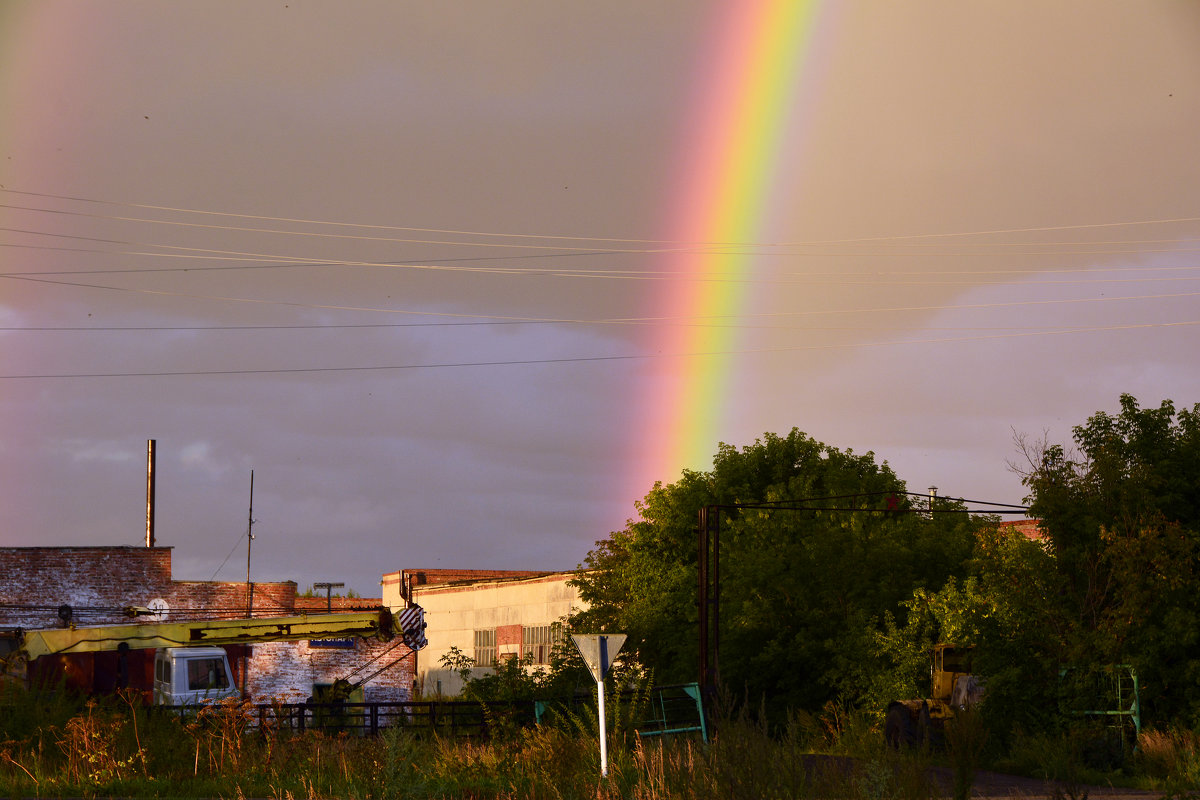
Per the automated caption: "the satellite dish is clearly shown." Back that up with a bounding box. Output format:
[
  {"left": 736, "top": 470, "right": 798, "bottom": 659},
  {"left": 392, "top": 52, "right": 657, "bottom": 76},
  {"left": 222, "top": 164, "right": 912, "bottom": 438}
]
[{"left": 147, "top": 598, "right": 170, "bottom": 622}]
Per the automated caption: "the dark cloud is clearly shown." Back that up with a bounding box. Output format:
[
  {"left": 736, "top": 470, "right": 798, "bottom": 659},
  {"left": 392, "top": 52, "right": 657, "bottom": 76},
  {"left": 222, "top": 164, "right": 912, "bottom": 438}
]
[{"left": 3, "top": 1, "right": 1199, "bottom": 594}]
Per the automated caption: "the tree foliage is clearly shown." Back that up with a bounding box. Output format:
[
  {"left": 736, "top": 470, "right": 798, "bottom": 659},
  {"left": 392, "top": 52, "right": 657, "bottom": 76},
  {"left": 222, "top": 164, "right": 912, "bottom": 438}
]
[
  {"left": 875, "top": 396, "right": 1200, "bottom": 737},
  {"left": 572, "top": 399, "right": 1200, "bottom": 733},
  {"left": 1016, "top": 395, "right": 1200, "bottom": 724},
  {"left": 571, "top": 429, "right": 980, "bottom": 713}
]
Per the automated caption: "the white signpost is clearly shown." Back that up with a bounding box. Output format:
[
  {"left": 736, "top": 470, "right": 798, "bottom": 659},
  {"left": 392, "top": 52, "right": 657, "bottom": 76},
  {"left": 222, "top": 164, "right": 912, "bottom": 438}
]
[{"left": 571, "top": 633, "right": 627, "bottom": 777}]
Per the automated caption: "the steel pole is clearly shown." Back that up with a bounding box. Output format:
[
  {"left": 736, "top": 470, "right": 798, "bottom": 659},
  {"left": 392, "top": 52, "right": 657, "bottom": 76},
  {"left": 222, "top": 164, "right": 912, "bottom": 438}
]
[{"left": 597, "top": 676, "right": 609, "bottom": 776}]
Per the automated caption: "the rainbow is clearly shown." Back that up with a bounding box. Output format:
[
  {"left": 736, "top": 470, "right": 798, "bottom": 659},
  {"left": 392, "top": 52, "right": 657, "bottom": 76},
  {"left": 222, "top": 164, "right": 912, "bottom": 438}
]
[{"left": 627, "top": 0, "right": 830, "bottom": 504}]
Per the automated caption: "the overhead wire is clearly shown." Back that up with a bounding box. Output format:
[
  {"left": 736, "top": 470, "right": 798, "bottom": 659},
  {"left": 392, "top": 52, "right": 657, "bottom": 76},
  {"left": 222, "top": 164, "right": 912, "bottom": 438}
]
[
  {"left": 6, "top": 243, "right": 1200, "bottom": 283},
  {"left": 210, "top": 527, "right": 249, "bottom": 582},
  {"left": 1, "top": 318, "right": 1197, "bottom": 380},
  {"left": 2, "top": 186, "right": 1197, "bottom": 380},
  {"left": 4, "top": 198, "right": 1200, "bottom": 283},
  {"left": 5, "top": 221, "right": 1200, "bottom": 269},
  {"left": 5, "top": 186, "right": 1200, "bottom": 248},
  {"left": 5, "top": 268, "right": 1199, "bottom": 326}
]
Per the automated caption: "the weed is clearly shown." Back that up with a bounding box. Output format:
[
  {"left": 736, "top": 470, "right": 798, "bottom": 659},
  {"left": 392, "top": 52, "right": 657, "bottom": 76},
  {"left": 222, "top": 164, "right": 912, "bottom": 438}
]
[
  {"left": 54, "top": 699, "right": 147, "bottom": 785},
  {"left": 0, "top": 689, "right": 1186, "bottom": 798},
  {"left": 945, "top": 705, "right": 988, "bottom": 800},
  {"left": 1135, "top": 726, "right": 1200, "bottom": 785}
]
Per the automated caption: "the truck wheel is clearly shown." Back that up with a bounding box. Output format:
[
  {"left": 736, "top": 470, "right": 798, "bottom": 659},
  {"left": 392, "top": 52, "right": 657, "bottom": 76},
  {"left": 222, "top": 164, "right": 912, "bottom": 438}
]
[{"left": 885, "top": 704, "right": 913, "bottom": 749}]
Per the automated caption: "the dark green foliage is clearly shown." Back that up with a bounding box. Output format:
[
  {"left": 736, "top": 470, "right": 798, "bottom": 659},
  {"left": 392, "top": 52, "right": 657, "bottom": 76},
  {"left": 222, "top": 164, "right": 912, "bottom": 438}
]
[
  {"left": 1021, "top": 395, "right": 1200, "bottom": 726},
  {"left": 883, "top": 395, "right": 1200, "bottom": 742},
  {"left": 572, "top": 429, "right": 981, "bottom": 714}
]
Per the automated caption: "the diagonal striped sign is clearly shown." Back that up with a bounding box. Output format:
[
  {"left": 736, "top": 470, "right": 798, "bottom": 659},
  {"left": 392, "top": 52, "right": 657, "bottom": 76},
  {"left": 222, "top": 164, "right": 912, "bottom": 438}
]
[{"left": 398, "top": 605, "right": 428, "bottom": 650}]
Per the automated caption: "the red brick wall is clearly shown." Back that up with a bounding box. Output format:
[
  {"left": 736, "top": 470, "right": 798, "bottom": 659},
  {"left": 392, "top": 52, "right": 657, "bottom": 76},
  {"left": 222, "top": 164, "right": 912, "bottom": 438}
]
[
  {"left": 1, "top": 547, "right": 414, "bottom": 704},
  {"left": 997, "top": 519, "right": 1045, "bottom": 541},
  {"left": 169, "top": 581, "right": 298, "bottom": 619},
  {"left": 244, "top": 639, "right": 415, "bottom": 703},
  {"left": 293, "top": 596, "right": 384, "bottom": 612},
  {"left": 0, "top": 546, "right": 375, "bottom": 703},
  {"left": 0, "top": 547, "right": 300, "bottom": 628},
  {"left": 0, "top": 546, "right": 175, "bottom": 628},
  {"left": 396, "top": 569, "right": 550, "bottom": 587}
]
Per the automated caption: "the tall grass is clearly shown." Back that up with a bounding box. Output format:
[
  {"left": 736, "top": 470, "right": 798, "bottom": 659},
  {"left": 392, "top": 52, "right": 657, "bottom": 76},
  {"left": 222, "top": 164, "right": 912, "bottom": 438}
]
[
  {"left": 0, "top": 685, "right": 1193, "bottom": 798},
  {"left": 1134, "top": 727, "right": 1200, "bottom": 797}
]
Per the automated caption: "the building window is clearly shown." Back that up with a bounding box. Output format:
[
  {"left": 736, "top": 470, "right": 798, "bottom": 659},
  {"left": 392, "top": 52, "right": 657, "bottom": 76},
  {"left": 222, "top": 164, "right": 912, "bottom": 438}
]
[
  {"left": 522, "top": 623, "right": 563, "bottom": 665},
  {"left": 473, "top": 629, "right": 496, "bottom": 668}
]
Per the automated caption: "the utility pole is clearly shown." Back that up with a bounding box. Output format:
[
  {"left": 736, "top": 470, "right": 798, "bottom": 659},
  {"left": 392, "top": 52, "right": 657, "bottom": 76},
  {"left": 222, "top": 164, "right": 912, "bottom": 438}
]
[
  {"left": 246, "top": 470, "right": 255, "bottom": 616},
  {"left": 314, "top": 582, "right": 345, "bottom": 612},
  {"left": 243, "top": 469, "right": 256, "bottom": 696},
  {"left": 698, "top": 505, "right": 720, "bottom": 699}
]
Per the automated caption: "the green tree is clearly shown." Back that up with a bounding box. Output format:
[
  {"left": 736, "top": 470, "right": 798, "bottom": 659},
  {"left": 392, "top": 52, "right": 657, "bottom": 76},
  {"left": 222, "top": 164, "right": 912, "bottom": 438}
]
[
  {"left": 872, "top": 521, "right": 1065, "bottom": 740},
  {"left": 1017, "top": 395, "right": 1200, "bottom": 725},
  {"left": 572, "top": 429, "right": 980, "bottom": 713}
]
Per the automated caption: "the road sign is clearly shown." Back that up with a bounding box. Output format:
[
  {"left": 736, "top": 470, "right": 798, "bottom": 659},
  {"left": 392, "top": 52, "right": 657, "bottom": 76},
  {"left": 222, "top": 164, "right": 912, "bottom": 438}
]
[
  {"left": 571, "top": 633, "right": 627, "bottom": 777},
  {"left": 571, "top": 634, "right": 626, "bottom": 682}
]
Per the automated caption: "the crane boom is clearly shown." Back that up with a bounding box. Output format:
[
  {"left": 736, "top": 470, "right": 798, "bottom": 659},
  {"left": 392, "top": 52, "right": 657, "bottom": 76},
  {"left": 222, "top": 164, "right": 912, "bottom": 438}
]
[{"left": 9, "top": 608, "right": 424, "bottom": 662}]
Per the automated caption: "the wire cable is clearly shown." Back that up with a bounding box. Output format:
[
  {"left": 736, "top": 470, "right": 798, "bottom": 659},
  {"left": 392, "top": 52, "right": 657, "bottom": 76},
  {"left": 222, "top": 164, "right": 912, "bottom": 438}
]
[
  {"left": 1, "top": 318, "right": 1197, "bottom": 380},
  {"left": 5, "top": 186, "right": 1200, "bottom": 248},
  {"left": 210, "top": 528, "right": 249, "bottom": 581}
]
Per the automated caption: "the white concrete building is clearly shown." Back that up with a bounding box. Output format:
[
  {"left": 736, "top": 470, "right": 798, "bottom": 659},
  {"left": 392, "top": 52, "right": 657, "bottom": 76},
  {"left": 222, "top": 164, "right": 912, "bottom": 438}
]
[{"left": 382, "top": 569, "right": 586, "bottom": 696}]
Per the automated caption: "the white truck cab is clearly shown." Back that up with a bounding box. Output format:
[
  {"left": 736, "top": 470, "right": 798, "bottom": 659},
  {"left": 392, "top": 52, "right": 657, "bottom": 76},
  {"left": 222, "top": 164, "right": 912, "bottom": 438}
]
[{"left": 153, "top": 646, "right": 239, "bottom": 705}]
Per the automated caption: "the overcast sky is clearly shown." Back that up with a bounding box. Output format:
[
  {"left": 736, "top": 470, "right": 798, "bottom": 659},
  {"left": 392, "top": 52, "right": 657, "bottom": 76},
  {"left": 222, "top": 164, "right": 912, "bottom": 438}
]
[{"left": 3, "top": 1, "right": 1199, "bottom": 597}]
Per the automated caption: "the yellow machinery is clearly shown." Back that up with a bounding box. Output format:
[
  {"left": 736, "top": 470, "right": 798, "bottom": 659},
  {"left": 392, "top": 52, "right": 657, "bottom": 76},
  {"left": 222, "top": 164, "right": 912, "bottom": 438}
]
[
  {"left": 885, "top": 644, "right": 981, "bottom": 748},
  {"left": 0, "top": 606, "right": 426, "bottom": 701}
]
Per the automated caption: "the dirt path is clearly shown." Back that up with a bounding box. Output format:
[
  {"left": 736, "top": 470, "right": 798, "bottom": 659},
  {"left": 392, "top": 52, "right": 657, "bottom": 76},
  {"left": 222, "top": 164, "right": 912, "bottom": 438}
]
[
  {"left": 802, "top": 756, "right": 1161, "bottom": 799},
  {"left": 928, "top": 766, "right": 1162, "bottom": 799}
]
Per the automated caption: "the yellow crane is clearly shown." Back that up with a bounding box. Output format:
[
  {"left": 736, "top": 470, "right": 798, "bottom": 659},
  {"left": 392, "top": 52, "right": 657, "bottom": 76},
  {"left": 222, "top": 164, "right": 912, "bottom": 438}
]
[{"left": 1, "top": 605, "right": 427, "bottom": 704}]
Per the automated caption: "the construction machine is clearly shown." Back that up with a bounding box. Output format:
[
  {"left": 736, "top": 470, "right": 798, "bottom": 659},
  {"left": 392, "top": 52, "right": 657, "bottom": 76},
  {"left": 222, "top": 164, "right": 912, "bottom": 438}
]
[
  {"left": 885, "top": 644, "right": 983, "bottom": 748},
  {"left": 0, "top": 605, "right": 427, "bottom": 704}
]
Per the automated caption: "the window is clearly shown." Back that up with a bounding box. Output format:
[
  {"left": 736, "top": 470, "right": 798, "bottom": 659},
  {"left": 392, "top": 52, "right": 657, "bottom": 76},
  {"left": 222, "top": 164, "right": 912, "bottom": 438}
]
[
  {"left": 473, "top": 629, "right": 496, "bottom": 668},
  {"left": 522, "top": 623, "right": 563, "bottom": 665},
  {"left": 186, "top": 657, "right": 229, "bottom": 691}
]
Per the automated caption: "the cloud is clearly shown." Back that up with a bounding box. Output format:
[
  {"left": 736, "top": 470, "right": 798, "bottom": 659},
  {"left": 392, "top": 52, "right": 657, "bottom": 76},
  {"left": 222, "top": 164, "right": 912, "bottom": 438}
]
[{"left": 4, "top": 1, "right": 1200, "bottom": 595}]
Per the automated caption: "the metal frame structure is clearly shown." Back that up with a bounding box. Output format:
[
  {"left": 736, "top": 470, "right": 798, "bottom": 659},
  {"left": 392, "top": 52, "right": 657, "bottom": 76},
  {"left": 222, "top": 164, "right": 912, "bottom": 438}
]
[{"left": 696, "top": 493, "right": 1029, "bottom": 698}]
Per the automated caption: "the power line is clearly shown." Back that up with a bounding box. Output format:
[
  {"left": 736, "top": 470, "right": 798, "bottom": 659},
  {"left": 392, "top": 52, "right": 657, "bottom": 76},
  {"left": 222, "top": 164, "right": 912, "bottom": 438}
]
[
  {"left": 0, "top": 321, "right": 1161, "bottom": 333},
  {"left": 6, "top": 269, "right": 1200, "bottom": 326},
  {"left": 5, "top": 186, "right": 1200, "bottom": 248},
  {"left": 210, "top": 527, "right": 249, "bottom": 581},
  {"left": 6, "top": 221, "right": 1200, "bottom": 267},
  {"left": 1, "top": 319, "right": 1196, "bottom": 380},
  {"left": 0, "top": 202, "right": 683, "bottom": 255},
  {"left": 6, "top": 244, "right": 1200, "bottom": 282}
]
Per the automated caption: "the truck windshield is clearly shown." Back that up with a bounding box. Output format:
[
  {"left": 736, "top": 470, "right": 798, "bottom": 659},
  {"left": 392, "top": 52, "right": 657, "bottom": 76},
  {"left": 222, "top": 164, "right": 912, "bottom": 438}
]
[
  {"left": 187, "top": 658, "right": 229, "bottom": 691},
  {"left": 941, "top": 649, "right": 973, "bottom": 673}
]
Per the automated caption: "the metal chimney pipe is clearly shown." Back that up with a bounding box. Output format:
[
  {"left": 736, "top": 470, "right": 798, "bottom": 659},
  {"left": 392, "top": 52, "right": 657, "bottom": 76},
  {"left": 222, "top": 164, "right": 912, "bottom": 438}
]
[{"left": 146, "top": 439, "right": 156, "bottom": 547}]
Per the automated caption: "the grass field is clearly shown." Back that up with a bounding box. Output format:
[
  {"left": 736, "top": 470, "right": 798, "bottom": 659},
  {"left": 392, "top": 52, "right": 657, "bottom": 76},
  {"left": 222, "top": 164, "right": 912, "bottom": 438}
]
[{"left": 0, "top": 686, "right": 1196, "bottom": 798}]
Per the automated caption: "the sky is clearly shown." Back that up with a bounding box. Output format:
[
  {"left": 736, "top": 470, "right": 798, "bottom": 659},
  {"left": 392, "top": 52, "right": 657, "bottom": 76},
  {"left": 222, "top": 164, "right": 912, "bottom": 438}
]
[{"left": 2, "top": 1, "right": 1199, "bottom": 597}]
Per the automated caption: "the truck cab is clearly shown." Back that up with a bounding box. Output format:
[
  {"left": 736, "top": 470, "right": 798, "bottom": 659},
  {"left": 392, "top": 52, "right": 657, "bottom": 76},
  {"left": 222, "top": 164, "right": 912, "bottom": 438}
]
[{"left": 153, "top": 647, "right": 238, "bottom": 705}]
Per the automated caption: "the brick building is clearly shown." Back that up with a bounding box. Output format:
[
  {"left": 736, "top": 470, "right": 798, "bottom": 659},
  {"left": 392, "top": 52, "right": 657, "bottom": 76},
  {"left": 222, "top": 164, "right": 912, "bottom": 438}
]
[
  {"left": 997, "top": 518, "right": 1045, "bottom": 541},
  {"left": 382, "top": 568, "right": 585, "bottom": 696},
  {"left": 0, "top": 546, "right": 414, "bottom": 703}
]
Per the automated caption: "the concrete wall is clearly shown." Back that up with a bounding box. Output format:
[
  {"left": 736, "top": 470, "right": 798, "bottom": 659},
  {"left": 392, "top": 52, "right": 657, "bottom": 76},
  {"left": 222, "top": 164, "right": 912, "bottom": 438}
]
[{"left": 384, "top": 570, "right": 585, "bottom": 696}]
